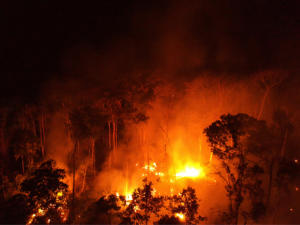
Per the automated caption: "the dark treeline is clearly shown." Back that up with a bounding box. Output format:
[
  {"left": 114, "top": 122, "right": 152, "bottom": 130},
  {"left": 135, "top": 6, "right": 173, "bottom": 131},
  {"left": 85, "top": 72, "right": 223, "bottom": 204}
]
[{"left": 0, "top": 77, "right": 299, "bottom": 224}]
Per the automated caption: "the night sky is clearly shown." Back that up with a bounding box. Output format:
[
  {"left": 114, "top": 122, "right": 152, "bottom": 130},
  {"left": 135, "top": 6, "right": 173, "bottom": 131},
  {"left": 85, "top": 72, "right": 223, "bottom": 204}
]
[{"left": 1, "top": 0, "right": 300, "bottom": 100}]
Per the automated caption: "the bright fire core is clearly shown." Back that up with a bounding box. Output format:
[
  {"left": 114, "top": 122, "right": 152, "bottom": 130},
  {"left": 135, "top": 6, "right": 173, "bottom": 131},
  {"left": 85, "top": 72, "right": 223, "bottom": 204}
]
[{"left": 175, "top": 166, "right": 205, "bottom": 179}]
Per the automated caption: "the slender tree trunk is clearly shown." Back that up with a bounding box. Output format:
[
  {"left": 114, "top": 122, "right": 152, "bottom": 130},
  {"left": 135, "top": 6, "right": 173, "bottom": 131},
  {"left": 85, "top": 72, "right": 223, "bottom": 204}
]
[
  {"left": 30, "top": 111, "right": 37, "bottom": 137},
  {"left": 39, "top": 113, "right": 46, "bottom": 157},
  {"left": 115, "top": 122, "right": 118, "bottom": 152},
  {"left": 272, "top": 185, "right": 283, "bottom": 223},
  {"left": 108, "top": 121, "right": 111, "bottom": 149},
  {"left": 280, "top": 129, "right": 288, "bottom": 157},
  {"left": 257, "top": 88, "right": 270, "bottom": 120},
  {"left": 112, "top": 120, "right": 115, "bottom": 156},
  {"left": 233, "top": 154, "right": 245, "bottom": 225},
  {"left": 70, "top": 140, "right": 78, "bottom": 224},
  {"left": 0, "top": 171, "right": 5, "bottom": 201},
  {"left": 266, "top": 158, "right": 274, "bottom": 208},
  {"left": 42, "top": 113, "right": 46, "bottom": 155},
  {"left": 91, "top": 137, "right": 95, "bottom": 176},
  {"left": 21, "top": 156, "right": 25, "bottom": 174},
  {"left": 81, "top": 164, "right": 87, "bottom": 194},
  {"left": 0, "top": 128, "right": 6, "bottom": 158}
]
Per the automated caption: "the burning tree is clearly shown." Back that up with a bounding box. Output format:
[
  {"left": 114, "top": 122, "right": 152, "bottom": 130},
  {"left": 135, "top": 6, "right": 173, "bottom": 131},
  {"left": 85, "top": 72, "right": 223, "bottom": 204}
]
[
  {"left": 170, "top": 187, "right": 206, "bottom": 225},
  {"left": 204, "top": 114, "right": 268, "bottom": 224},
  {"left": 20, "top": 159, "right": 69, "bottom": 224},
  {"left": 120, "top": 178, "right": 164, "bottom": 225}
]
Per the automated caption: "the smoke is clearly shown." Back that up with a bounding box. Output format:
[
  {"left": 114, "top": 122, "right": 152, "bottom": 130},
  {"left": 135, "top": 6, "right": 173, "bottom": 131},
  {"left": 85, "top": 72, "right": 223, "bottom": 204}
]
[{"left": 32, "top": 1, "right": 300, "bottom": 222}]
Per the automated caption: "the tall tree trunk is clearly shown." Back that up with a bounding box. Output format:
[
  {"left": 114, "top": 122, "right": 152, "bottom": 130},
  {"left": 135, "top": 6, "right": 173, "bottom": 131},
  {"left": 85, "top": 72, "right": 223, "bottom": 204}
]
[
  {"left": 70, "top": 140, "right": 78, "bottom": 224},
  {"left": 233, "top": 154, "right": 245, "bottom": 225},
  {"left": 0, "top": 127, "right": 6, "bottom": 158},
  {"left": 81, "top": 164, "right": 87, "bottom": 194},
  {"left": 108, "top": 121, "right": 111, "bottom": 149},
  {"left": 90, "top": 137, "right": 95, "bottom": 176},
  {"left": 21, "top": 156, "right": 25, "bottom": 174},
  {"left": 39, "top": 113, "right": 46, "bottom": 157},
  {"left": 112, "top": 120, "right": 115, "bottom": 157},
  {"left": 266, "top": 158, "right": 274, "bottom": 209},
  {"left": 257, "top": 88, "right": 270, "bottom": 120},
  {"left": 0, "top": 170, "right": 5, "bottom": 201},
  {"left": 42, "top": 113, "right": 46, "bottom": 155}
]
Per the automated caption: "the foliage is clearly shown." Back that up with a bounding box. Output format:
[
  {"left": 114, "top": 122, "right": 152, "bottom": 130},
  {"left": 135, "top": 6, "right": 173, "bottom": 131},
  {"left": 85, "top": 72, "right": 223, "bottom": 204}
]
[
  {"left": 83, "top": 194, "right": 120, "bottom": 224},
  {"left": 120, "top": 179, "right": 164, "bottom": 225},
  {"left": 20, "top": 159, "right": 69, "bottom": 224},
  {"left": 204, "top": 113, "right": 267, "bottom": 224},
  {"left": 10, "top": 128, "right": 40, "bottom": 173},
  {"left": 69, "top": 105, "right": 108, "bottom": 140},
  {"left": 171, "top": 187, "right": 206, "bottom": 225}
]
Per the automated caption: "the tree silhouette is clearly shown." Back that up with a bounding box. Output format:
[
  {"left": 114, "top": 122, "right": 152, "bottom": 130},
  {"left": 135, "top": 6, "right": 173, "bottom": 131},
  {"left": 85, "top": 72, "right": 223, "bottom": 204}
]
[
  {"left": 10, "top": 128, "right": 40, "bottom": 174},
  {"left": 120, "top": 179, "right": 163, "bottom": 225},
  {"left": 83, "top": 194, "right": 120, "bottom": 224},
  {"left": 20, "top": 159, "right": 68, "bottom": 224},
  {"left": 255, "top": 70, "right": 287, "bottom": 119},
  {"left": 204, "top": 114, "right": 267, "bottom": 224},
  {"left": 171, "top": 187, "right": 206, "bottom": 225}
]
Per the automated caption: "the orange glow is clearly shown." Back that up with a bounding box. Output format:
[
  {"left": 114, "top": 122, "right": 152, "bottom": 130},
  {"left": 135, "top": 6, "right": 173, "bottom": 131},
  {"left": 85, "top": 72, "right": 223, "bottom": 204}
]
[
  {"left": 143, "top": 162, "right": 157, "bottom": 172},
  {"left": 175, "top": 165, "right": 205, "bottom": 179},
  {"left": 175, "top": 213, "right": 185, "bottom": 221},
  {"left": 38, "top": 208, "right": 45, "bottom": 215},
  {"left": 125, "top": 193, "right": 133, "bottom": 205}
]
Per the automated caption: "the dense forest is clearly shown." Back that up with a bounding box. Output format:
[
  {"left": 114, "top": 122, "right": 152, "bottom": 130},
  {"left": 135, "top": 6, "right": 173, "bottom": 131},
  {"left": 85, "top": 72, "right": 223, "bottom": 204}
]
[
  {"left": 0, "top": 72, "right": 299, "bottom": 224},
  {"left": 1, "top": 1, "right": 300, "bottom": 224}
]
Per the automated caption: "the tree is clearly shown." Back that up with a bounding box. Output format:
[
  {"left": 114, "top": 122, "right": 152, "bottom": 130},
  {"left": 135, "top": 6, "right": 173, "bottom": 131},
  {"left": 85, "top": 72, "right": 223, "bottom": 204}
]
[
  {"left": 154, "top": 215, "right": 183, "bottom": 225},
  {"left": 83, "top": 194, "right": 120, "bottom": 224},
  {"left": 204, "top": 114, "right": 267, "bottom": 224},
  {"left": 255, "top": 70, "right": 287, "bottom": 119},
  {"left": 120, "top": 179, "right": 164, "bottom": 225},
  {"left": 20, "top": 159, "right": 69, "bottom": 224},
  {"left": 171, "top": 187, "right": 206, "bottom": 225},
  {"left": 10, "top": 128, "right": 40, "bottom": 174}
]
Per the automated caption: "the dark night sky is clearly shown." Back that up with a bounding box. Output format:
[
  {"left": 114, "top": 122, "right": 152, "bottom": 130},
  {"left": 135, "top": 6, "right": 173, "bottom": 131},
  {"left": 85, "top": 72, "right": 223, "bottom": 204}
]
[{"left": 0, "top": 0, "right": 300, "bottom": 101}]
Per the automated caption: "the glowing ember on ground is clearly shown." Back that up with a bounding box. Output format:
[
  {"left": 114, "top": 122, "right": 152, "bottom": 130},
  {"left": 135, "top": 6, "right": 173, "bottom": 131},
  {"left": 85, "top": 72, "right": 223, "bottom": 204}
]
[
  {"left": 175, "top": 166, "right": 205, "bottom": 179},
  {"left": 175, "top": 213, "right": 185, "bottom": 221}
]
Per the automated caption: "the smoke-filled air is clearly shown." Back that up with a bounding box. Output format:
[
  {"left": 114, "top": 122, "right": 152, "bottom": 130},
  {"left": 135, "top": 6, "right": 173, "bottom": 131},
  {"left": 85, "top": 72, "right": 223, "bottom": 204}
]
[{"left": 0, "top": 1, "right": 299, "bottom": 225}]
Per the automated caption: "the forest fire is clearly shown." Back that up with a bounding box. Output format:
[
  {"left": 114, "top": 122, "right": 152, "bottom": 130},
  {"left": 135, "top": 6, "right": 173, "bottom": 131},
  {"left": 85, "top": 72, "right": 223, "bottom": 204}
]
[
  {"left": 175, "top": 165, "right": 205, "bottom": 179},
  {"left": 1, "top": 1, "right": 300, "bottom": 224},
  {"left": 2, "top": 73, "right": 300, "bottom": 225},
  {"left": 175, "top": 213, "right": 185, "bottom": 221}
]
